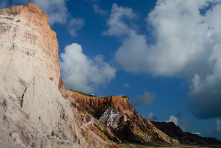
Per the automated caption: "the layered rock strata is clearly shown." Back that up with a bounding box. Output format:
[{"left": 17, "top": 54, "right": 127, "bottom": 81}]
[
  {"left": 0, "top": 3, "right": 87, "bottom": 148},
  {"left": 59, "top": 79, "right": 119, "bottom": 148},
  {"left": 99, "top": 107, "right": 119, "bottom": 128},
  {"left": 67, "top": 90, "right": 180, "bottom": 145}
]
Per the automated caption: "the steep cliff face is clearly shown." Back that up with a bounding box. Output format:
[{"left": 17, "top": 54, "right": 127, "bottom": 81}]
[
  {"left": 67, "top": 90, "right": 179, "bottom": 145},
  {"left": 68, "top": 91, "right": 136, "bottom": 119},
  {"left": 59, "top": 80, "right": 119, "bottom": 148},
  {"left": 0, "top": 3, "right": 87, "bottom": 148}
]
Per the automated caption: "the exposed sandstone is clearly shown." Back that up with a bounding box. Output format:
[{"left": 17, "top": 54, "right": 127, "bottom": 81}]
[
  {"left": 67, "top": 91, "right": 136, "bottom": 119},
  {"left": 0, "top": 3, "right": 87, "bottom": 148},
  {"left": 59, "top": 79, "right": 120, "bottom": 148},
  {"left": 67, "top": 90, "right": 180, "bottom": 145}
]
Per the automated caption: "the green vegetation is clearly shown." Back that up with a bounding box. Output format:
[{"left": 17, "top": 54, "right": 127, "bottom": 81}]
[
  {"left": 122, "top": 96, "right": 128, "bottom": 98},
  {"left": 143, "top": 141, "right": 161, "bottom": 147},
  {"left": 69, "top": 89, "right": 97, "bottom": 97}
]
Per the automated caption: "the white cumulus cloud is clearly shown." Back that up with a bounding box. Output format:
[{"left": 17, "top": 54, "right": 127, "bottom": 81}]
[
  {"left": 131, "top": 91, "right": 155, "bottom": 106},
  {"left": 60, "top": 43, "right": 116, "bottom": 93},
  {"left": 93, "top": 3, "right": 108, "bottom": 15},
  {"left": 165, "top": 115, "right": 178, "bottom": 126},
  {"left": 104, "top": 0, "right": 221, "bottom": 119},
  {"left": 68, "top": 18, "right": 85, "bottom": 37},
  {"left": 102, "top": 3, "right": 137, "bottom": 37}
]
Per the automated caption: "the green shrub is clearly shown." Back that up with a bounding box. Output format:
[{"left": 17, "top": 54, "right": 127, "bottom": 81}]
[
  {"left": 69, "top": 89, "right": 97, "bottom": 97},
  {"left": 122, "top": 96, "right": 128, "bottom": 98}
]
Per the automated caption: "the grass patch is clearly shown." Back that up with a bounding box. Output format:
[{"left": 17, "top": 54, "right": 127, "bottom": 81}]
[
  {"left": 69, "top": 89, "right": 97, "bottom": 97},
  {"left": 143, "top": 141, "right": 171, "bottom": 147}
]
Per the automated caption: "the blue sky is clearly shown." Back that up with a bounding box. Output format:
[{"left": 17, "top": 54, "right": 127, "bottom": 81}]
[{"left": 1, "top": 0, "right": 221, "bottom": 140}]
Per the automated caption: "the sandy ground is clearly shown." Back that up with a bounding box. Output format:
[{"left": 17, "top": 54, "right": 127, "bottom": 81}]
[{"left": 0, "top": 144, "right": 25, "bottom": 148}]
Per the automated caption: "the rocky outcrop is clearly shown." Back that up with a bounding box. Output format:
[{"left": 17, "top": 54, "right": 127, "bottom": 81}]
[
  {"left": 0, "top": 3, "right": 87, "bottom": 148},
  {"left": 151, "top": 121, "right": 221, "bottom": 145},
  {"left": 0, "top": 3, "right": 121, "bottom": 148},
  {"left": 67, "top": 90, "right": 180, "bottom": 145},
  {"left": 99, "top": 106, "right": 120, "bottom": 128},
  {"left": 67, "top": 91, "right": 136, "bottom": 119},
  {"left": 59, "top": 79, "right": 119, "bottom": 148}
]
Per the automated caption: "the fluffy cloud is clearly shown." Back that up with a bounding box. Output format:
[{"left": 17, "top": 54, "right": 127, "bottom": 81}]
[
  {"left": 124, "top": 82, "right": 130, "bottom": 88},
  {"left": 68, "top": 18, "right": 85, "bottom": 37},
  {"left": 102, "top": 3, "right": 137, "bottom": 37},
  {"left": 131, "top": 91, "right": 155, "bottom": 106},
  {"left": 165, "top": 115, "right": 178, "bottom": 126},
  {"left": 179, "top": 117, "right": 194, "bottom": 131},
  {"left": 93, "top": 4, "right": 108, "bottom": 15},
  {"left": 147, "top": 112, "right": 159, "bottom": 121},
  {"left": 104, "top": 0, "right": 221, "bottom": 119},
  {"left": 60, "top": 43, "right": 116, "bottom": 93}
]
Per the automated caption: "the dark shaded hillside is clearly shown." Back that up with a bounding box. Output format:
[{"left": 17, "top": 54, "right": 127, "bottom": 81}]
[{"left": 151, "top": 121, "right": 221, "bottom": 145}]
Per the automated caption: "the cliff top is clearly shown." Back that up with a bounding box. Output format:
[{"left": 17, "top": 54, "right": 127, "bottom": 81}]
[
  {"left": 0, "top": 3, "right": 55, "bottom": 35},
  {"left": 67, "top": 89, "right": 129, "bottom": 101},
  {"left": 0, "top": 3, "right": 47, "bottom": 19}
]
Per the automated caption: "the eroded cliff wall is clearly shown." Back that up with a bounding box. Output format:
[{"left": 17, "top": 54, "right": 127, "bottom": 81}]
[
  {"left": 67, "top": 90, "right": 180, "bottom": 145},
  {"left": 0, "top": 3, "right": 87, "bottom": 148}
]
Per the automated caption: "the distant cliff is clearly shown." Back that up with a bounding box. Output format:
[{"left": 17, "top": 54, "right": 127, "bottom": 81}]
[
  {"left": 67, "top": 90, "right": 179, "bottom": 145},
  {"left": 151, "top": 121, "right": 221, "bottom": 145},
  {"left": 68, "top": 90, "right": 221, "bottom": 146}
]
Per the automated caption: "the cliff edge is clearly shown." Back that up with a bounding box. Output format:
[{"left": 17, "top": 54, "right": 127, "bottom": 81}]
[
  {"left": 67, "top": 90, "right": 180, "bottom": 145},
  {"left": 0, "top": 3, "right": 87, "bottom": 148}
]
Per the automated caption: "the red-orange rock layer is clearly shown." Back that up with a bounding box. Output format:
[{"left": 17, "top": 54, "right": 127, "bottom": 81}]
[
  {"left": 67, "top": 90, "right": 136, "bottom": 119},
  {"left": 67, "top": 90, "right": 179, "bottom": 144}
]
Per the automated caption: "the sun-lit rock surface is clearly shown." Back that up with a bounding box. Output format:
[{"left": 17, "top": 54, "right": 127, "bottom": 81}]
[
  {"left": 99, "top": 106, "right": 120, "bottom": 128},
  {"left": 67, "top": 90, "right": 180, "bottom": 145},
  {"left": 59, "top": 79, "right": 120, "bottom": 148},
  {"left": 0, "top": 3, "right": 87, "bottom": 148}
]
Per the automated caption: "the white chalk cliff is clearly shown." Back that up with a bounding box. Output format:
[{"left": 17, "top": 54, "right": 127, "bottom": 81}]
[{"left": 0, "top": 3, "right": 87, "bottom": 148}]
